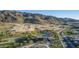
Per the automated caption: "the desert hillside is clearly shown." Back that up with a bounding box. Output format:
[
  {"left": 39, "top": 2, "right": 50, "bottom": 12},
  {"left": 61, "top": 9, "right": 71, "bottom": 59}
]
[{"left": 1, "top": 10, "right": 78, "bottom": 25}]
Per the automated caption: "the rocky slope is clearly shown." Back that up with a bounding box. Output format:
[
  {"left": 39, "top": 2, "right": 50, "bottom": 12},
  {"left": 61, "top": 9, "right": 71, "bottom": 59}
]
[{"left": 0, "top": 10, "right": 79, "bottom": 25}]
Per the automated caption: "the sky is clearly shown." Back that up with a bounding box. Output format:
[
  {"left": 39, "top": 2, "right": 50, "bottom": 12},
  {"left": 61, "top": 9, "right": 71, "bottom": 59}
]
[{"left": 18, "top": 10, "right": 79, "bottom": 20}]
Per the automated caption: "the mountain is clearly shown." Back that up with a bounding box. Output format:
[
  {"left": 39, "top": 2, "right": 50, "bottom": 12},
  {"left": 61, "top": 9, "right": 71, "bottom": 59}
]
[{"left": 0, "top": 10, "right": 79, "bottom": 25}]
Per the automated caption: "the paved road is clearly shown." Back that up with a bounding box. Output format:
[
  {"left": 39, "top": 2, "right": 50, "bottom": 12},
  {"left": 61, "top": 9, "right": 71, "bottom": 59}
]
[
  {"left": 57, "top": 28, "right": 67, "bottom": 48},
  {"left": 59, "top": 29, "right": 76, "bottom": 48},
  {"left": 19, "top": 44, "right": 35, "bottom": 48},
  {"left": 20, "top": 43, "right": 49, "bottom": 48}
]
